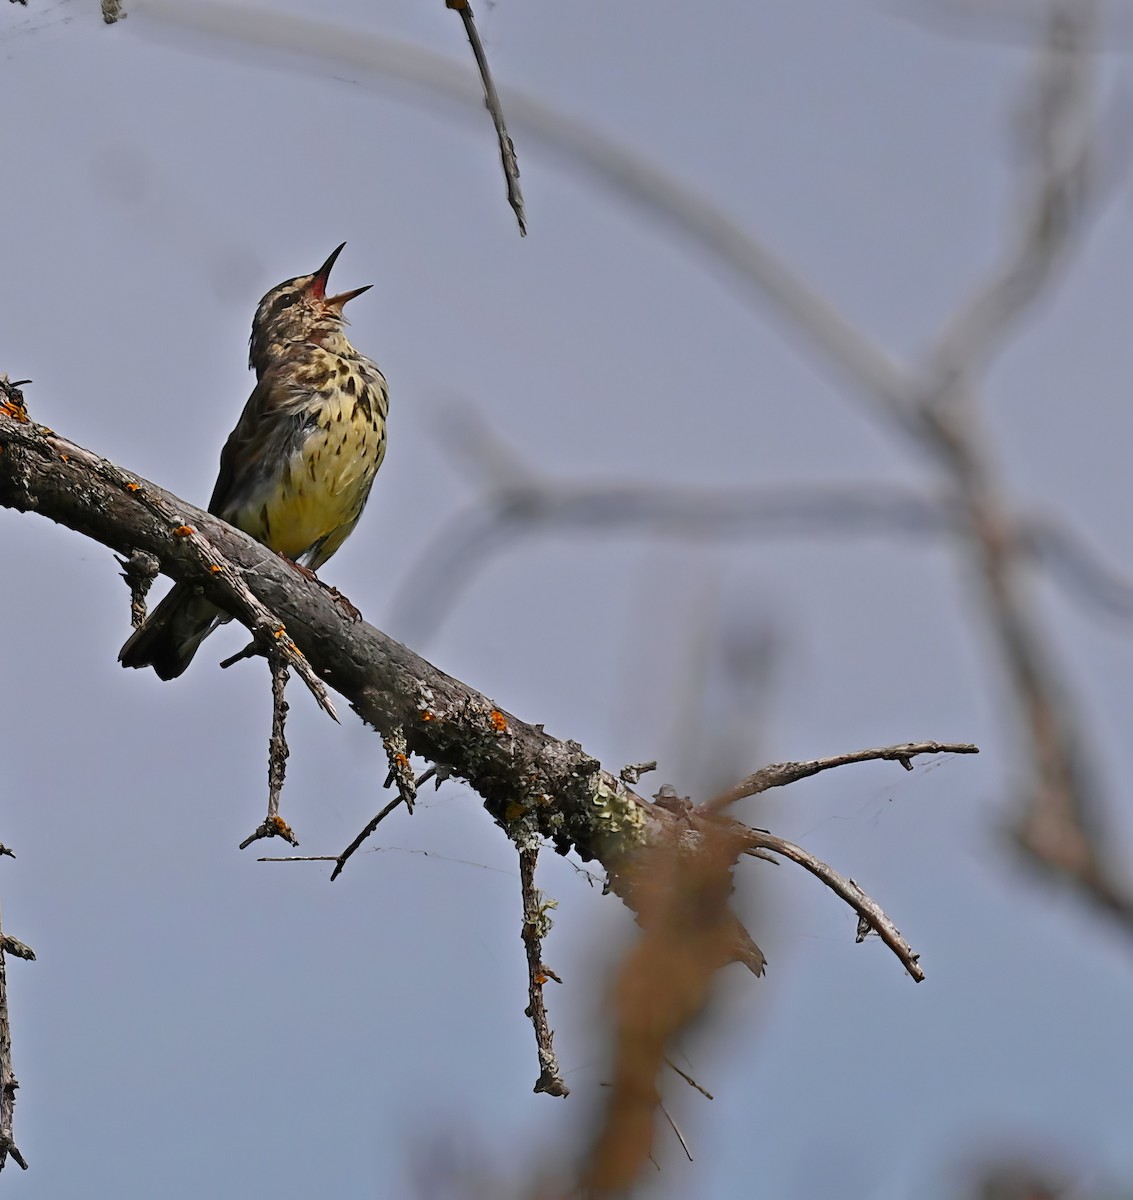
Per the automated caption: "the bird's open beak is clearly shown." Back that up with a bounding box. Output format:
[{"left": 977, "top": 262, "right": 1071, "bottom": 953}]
[
  {"left": 310, "top": 242, "right": 371, "bottom": 309},
  {"left": 324, "top": 283, "right": 373, "bottom": 311},
  {"left": 309, "top": 242, "right": 346, "bottom": 300}
]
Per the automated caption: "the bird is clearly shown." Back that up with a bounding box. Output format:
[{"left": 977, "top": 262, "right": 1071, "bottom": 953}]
[{"left": 120, "top": 243, "right": 388, "bottom": 680}]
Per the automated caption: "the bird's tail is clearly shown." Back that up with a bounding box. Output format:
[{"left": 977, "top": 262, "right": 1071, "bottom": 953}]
[{"left": 118, "top": 584, "right": 225, "bottom": 680}]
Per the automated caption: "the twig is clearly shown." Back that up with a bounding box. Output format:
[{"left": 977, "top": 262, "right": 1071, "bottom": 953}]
[
  {"left": 0, "top": 903, "right": 30, "bottom": 1173},
  {"left": 742, "top": 828, "right": 924, "bottom": 982},
  {"left": 619, "top": 761, "right": 658, "bottom": 785},
  {"left": 0, "top": 378, "right": 29, "bottom": 422},
  {"left": 329, "top": 794, "right": 404, "bottom": 882},
  {"left": 218, "top": 641, "right": 259, "bottom": 669},
  {"left": 117, "top": 549, "right": 159, "bottom": 629},
  {"left": 518, "top": 847, "right": 567, "bottom": 1097},
  {"left": 0, "top": 939, "right": 33, "bottom": 963},
  {"left": 258, "top": 855, "right": 337, "bottom": 863},
  {"left": 328, "top": 742, "right": 429, "bottom": 881},
  {"left": 445, "top": 0, "right": 525, "bottom": 235},
  {"left": 238, "top": 655, "right": 298, "bottom": 851},
  {"left": 713, "top": 741, "right": 980, "bottom": 810},
  {"left": 664, "top": 1056, "right": 714, "bottom": 1101},
  {"left": 658, "top": 1100, "right": 693, "bottom": 1163},
  {"left": 382, "top": 728, "right": 417, "bottom": 815},
  {"left": 237, "top": 815, "right": 298, "bottom": 852}
]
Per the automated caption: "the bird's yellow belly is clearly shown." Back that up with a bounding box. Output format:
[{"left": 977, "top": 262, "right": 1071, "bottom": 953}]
[{"left": 244, "top": 393, "right": 385, "bottom": 565}]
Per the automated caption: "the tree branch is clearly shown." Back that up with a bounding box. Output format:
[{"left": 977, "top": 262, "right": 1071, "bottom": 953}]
[
  {"left": 445, "top": 0, "right": 525, "bottom": 235},
  {"left": 713, "top": 741, "right": 980, "bottom": 809},
  {"left": 0, "top": 411, "right": 976, "bottom": 989},
  {"left": 0, "top": 411, "right": 758, "bottom": 958}
]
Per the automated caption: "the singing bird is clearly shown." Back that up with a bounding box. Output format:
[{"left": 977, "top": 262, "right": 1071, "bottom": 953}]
[{"left": 120, "top": 243, "right": 388, "bottom": 680}]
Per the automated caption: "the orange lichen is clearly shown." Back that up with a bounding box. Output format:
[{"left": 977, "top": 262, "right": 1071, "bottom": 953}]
[
  {"left": 125, "top": 481, "right": 140, "bottom": 493},
  {"left": 171, "top": 525, "right": 194, "bottom": 537},
  {"left": 489, "top": 709, "right": 508, "bottom": 733},
  {"left": 394, "top": 752, "right": 409, "bottom": 771},
  {"left": 209, "top": 564, "right": 222, "bottom": 574},
  {"left": 504, "top": 801, "right": 527, "bottom": 822},
  {"left": 420, "top": 710, "right": 434, "bottom": 722},
  {"left": 59, "top": 454, "right": 69, "bottom": 463}
]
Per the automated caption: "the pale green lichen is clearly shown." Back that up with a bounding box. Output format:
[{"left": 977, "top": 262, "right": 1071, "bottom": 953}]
[
  {"left": 587, "top": 776, "right": 648, "bottom": 859},
  {"left": 529, "top": 892, "right": 558, "bottom": 939}
]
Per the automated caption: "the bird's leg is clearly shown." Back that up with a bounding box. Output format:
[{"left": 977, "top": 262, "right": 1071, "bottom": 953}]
[
  {"left": 278, "top": 553, "right": 319, "bottom": 582},
  {"left": 278, "top": 553, "right": 362, "bottom": 621}
]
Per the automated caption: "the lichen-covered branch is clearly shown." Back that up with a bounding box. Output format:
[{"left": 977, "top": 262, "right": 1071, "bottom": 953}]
[
  {"left": 0, "top": 412, "right": 976, "bottom": 990},
  {"left": 518, "top": 847, "right": 567, "bottom": 1096},
  {"left": 0, "top": 412, "right": 756, "bottom": 958}
]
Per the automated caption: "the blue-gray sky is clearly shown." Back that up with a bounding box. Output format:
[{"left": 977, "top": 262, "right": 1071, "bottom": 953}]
[{"left": 3, "top": 1, "right": 1133, "bottom": 1196}]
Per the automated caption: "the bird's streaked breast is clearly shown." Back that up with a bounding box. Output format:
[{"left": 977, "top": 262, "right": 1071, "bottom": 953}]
[{"left": 228, "top": 350, "right": 388, "bottom": 568}]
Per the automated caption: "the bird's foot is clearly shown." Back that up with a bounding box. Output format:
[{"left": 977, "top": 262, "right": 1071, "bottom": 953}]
[
  {"left": 279, "top": 555, "right": 361, "bottom": 621},
  {"left": 279, "top": 553, "right": 319, "bottom": 583},
  {"left": 326, "top": 586, "right": 362, "bottom": 622}
]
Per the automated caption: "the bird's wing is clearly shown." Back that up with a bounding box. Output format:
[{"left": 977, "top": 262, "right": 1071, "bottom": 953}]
[{"left": 208, "top": 365, "right": 310, "bottom": 520}]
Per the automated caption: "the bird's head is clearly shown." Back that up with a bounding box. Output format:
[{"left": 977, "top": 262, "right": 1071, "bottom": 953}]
[{"left": 248, "top": 243, "right": 372, "bottom": 372}]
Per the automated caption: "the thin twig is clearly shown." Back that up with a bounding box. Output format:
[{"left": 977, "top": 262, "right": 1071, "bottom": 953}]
[
  {"left": 445, "top": 0, "right": 525, "bottom": 235},
  {"left": 713, "top": 741, "right": 980, "bottom": 810},
  {"left": 742, "top": 828, "right": 924, "bottom": 982},
  {"left": 329, "top": 794, "right": 405, "bottom": 882},
  {"left": 664, "top": 1056, "right": 714, "bottom": 1101},
  {"left": 238, "top": 654, "right": 299, "bottom": 850},
  {"left": 658, "top": 1100, "right": 693, "bottom": 1163},
  {"left": 382, "top": 728, "right": 417, "bottom": 815},
  {"left": 117, "top": 549, "right": 160, "bottom": 629},
  {"left": 0, "top": 902, "right": 30, "bottom": 1173},
  {"left": 0, "top": 378, "right": 29, "bottom": 423},
  {"left": 268, "top": 657, "right": 292, "bottom": 819},
  {"left": 327, "top": 740, "right": 425, "bottom": 881},
  {"left": 237, "top": 816, "right": 299, "bottom": 851},
  {"left": 619, "top": 761, "right": 658, "bottom": 785},
  {"left": 518, "top": 846, "right": 568, "bottom": 1097},
  {"left": 258, "top": 855, "right": 338, "bottom": 863}
]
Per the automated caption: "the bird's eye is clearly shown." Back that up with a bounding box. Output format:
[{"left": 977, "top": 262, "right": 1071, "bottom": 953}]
[{"left": 276, "top": 293, "right": 299, "bottom": 310}]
